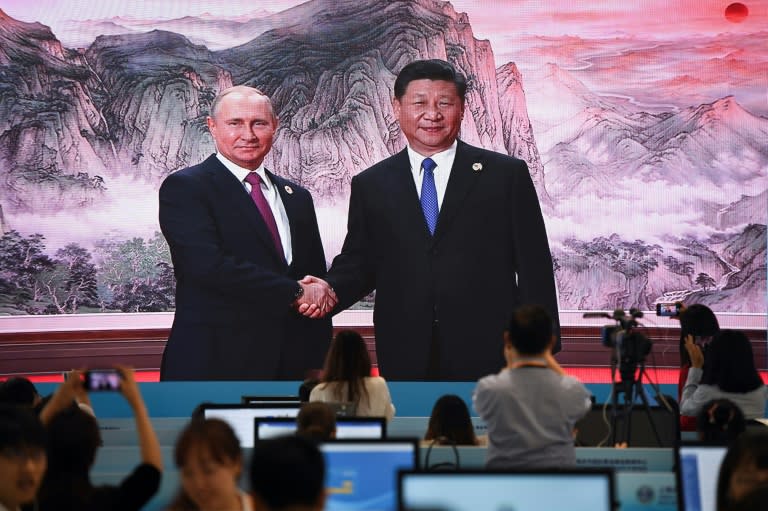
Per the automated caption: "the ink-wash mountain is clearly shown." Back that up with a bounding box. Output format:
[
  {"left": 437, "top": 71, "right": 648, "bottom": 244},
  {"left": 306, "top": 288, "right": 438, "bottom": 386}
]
[
  {"left": 0, "top": 0, "right": 545, "bottom": 205},
  {"left": 0, "top": 9, "right": 107, "bottom": 213},
  {"left": 0, "top": 0, "right": 765, "bottom": 314}
]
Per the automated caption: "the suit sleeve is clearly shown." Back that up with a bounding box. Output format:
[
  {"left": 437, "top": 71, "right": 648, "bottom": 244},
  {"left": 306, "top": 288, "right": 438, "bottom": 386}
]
[
  {"left": 159, "top": 171, "right": 299, "bottom": 315},
  {"left": 326, "top": 174, "right": 376, "bottom": 310},
  {"left": 511, "top": 161, "right": 561, "bottom": 352}
]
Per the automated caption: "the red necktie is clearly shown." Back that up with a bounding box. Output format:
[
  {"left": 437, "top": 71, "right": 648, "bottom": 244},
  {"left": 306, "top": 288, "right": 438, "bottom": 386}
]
[{"left": 244, "top": 172, "right": 285, "bottom": 260}]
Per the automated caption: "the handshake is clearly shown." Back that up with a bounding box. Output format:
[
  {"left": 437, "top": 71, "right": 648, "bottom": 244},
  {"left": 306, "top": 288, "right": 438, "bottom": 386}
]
[{"left": 293, "top": 275, "right": 337, "bottom": 318}]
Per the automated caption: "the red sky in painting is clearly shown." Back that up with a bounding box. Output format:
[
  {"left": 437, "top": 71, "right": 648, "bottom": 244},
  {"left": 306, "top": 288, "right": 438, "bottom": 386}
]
[{"left": 450, "top": 0, "right": 766, "bottom": 37}]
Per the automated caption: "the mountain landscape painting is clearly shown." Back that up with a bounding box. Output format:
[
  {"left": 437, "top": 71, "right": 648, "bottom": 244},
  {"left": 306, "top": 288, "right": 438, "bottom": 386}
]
[{"left": 0, "top": 0, "right": 765, "bottom": 317}]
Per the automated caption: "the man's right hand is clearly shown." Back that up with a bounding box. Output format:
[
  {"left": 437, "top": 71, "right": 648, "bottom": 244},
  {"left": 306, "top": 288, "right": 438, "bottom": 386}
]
[{"left": 295, "top": 276, "right": 337, "bottom": 318}]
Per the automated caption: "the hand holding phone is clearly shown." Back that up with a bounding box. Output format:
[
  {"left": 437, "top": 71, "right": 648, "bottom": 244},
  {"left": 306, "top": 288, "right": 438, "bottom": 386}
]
[
  {"left": 84, "top": 369, "right": 121, "bottom": 391},
  {"left": 655, "top": 302, "right": 681, "bottom": 317}
]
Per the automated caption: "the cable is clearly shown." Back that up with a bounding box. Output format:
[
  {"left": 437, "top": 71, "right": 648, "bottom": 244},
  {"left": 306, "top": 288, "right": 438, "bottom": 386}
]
[{"left": 424, "top": 436, "right": 460, "bottom": 471}]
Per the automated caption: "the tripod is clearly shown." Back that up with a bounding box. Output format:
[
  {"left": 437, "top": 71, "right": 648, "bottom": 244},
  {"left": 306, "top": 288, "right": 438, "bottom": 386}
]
[{"left": 609, "top": 359, "right": 664, "bottom": 447}]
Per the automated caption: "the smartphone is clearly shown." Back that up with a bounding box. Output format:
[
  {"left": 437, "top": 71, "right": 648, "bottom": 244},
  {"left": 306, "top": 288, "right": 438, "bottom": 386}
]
[
  {"left": 83, "top": 369, "right": 121, "bottom": 391},
  {"left": 655, "top": 302, "right": 681, "bottom": 317}
]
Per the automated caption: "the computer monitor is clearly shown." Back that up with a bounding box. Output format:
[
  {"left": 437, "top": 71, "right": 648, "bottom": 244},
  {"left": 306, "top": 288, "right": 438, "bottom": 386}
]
[
  {"left": 241, "top": 395, "right": 302, "bottom": 405},
  {"left": 200, "top": 403, "right": 301, "bottom": 447},
  {"left": 321, "top": 438, "right": 419, "bottom": 511},
  {"left": 398, "top": 469, "right": 615, "bottom": 511},
  {"left": 676, "top": 442, "right": 728, "bottom": 511},
  {"left": 254, "top": 417, "right": 387, "bottom": 441}
]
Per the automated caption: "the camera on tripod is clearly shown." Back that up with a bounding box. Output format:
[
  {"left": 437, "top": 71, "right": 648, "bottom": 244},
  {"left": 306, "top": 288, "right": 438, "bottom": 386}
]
[
  {"left": 599, "top": 308, "right": 652, "bottom": 382},
  {"left": 583, "top": 308, "right": 671, "bottom": 447}
]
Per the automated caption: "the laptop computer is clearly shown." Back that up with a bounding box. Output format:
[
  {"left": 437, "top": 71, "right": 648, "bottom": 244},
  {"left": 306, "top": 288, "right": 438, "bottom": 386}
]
[
  {"left": 321, "top": 438, "right": 419, "bottom": 511},
  {"left": 241, "top": 395, "right": 302, "bottom": 405},
  {"left": 398, "top": 468, "right": 615, "bottom": 511},
  {"left": 254, "top": 416, "right": 387, "bottom": 441},
  {"left": 200, "top": 402, "right": 302, "bottom": 447},
  {"left": 676, "top": 442, "right": 728, "bottom": 511}
]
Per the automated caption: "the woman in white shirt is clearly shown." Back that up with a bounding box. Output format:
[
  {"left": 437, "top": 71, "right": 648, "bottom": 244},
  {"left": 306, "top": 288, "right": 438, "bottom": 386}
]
[
  {"left": 310, "top": 330, "right": 396, "bottom": 421},
  {"left": 681, "top": 329, "right": 766, "bottom": 420}
]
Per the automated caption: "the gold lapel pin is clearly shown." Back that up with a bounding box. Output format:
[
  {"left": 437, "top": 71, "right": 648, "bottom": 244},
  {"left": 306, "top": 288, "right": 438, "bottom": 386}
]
[
  {"left": 284, "top": 185, "right": 293, "bottom": 194},
  {"left": 472, "top": 162, "right": 483, "bottom": 172}
]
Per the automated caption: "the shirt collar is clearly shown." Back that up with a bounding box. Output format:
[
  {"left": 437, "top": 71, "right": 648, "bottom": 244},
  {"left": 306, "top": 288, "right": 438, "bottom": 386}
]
[
  {"left": 216, "top": 153, "right": 272, "bottom": 190},
  {"left": 406, "top": 140, "right": 458, "bottom": 175}
]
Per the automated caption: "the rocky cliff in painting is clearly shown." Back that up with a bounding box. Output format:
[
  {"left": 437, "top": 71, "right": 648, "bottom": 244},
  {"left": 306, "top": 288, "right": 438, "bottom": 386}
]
[
  {"left": 0, "top": 9, "right": 106, "bottom": 213},
  {"left": 0, "top": 0, "right": 545, "bottom": 208}
]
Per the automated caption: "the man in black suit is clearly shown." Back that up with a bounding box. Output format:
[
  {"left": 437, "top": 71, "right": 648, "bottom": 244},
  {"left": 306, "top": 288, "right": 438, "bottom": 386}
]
[
  {"left": 159, "top": 86, "right": 336, "bottom": 380},
  {"left": 306, "top": 59, "right": 559, "bottom": 381}
]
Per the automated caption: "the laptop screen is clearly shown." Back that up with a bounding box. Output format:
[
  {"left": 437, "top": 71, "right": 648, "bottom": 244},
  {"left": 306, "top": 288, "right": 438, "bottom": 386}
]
[
  {"left": 321, "top": 439, "right": 418, "bottom": 511},
  {"left": 255, "top": 417, "right": 387, "bottom": 441},
  {"left": 677, "top": 443, "right": 728, "bottom": 511},
  {"left": 201, "top": 403, "right": 301, "bottom": 447},
  {"left": 241, "top": 395, "right": 302, "bottom": 405},
  {"left": 398, "top": 470, "right": 614, "bottom": 511}
]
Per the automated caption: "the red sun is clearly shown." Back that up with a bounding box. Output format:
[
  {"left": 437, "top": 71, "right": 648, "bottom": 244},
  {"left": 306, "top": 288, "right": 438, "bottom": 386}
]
[{"left": 724, "top": 2, "right": 749, "bottom": 22}]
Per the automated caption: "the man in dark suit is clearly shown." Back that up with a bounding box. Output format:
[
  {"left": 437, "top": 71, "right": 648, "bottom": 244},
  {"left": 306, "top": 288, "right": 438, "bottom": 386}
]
[
  {"left": 159, "top": 86, "right": 336, "bottom": 380},
  {"left": 308, "top": 59, "right": 559, "bottom": 381}
]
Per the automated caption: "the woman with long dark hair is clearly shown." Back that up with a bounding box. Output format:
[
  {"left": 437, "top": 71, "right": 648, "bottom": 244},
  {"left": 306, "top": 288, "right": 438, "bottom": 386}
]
[
  {"left": 424, "top": 394, "right": 483, "bottom": 446},
  {"left": 681, "top": 330, "right": 766, "bottom": 420},
  {"left": 310, "top": 330, "right": 395, "bottom": 420},
  {"left": 678, "top": 304, "right": 721, "bottom": 430}
]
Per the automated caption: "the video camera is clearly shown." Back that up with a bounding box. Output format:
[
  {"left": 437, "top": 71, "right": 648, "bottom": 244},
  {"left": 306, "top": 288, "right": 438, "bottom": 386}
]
[{"left": 585, "top": 308, "right": 653, "bottom": 383}]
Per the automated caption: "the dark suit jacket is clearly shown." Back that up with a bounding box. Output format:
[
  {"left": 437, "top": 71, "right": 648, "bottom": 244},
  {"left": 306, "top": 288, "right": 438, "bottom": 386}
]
[
  {"left": 158, "top": 155, "right": 332, "bottom": 380},
  {"left": 328, "top": 141, "right": 559, "bottom": 381}
]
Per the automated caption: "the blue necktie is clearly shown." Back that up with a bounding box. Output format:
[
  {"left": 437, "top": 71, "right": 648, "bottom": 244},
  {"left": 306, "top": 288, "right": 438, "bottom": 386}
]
[{"left": 420, "top": 157, "right": 438, "bottom": 235}]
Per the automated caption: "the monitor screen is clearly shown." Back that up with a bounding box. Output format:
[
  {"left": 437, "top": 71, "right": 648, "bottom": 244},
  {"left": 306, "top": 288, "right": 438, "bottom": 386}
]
[
  {"left": 677, "top": 443, "right": 728, "bottom": 511},
  {"left": 241, "top": 395, "right": 302, "bottom": 405},
  {"left": 255, "top": 417, "right": 387, "bottom": 441},
  {"left": 398, "top": 470, "right": 614, "bottom": 511},
  {"left": 321, "top": 439, "right": 418, "bottom": 511},
  {"left": 201, "top": 403, "right": 301, "bottom": 447}
]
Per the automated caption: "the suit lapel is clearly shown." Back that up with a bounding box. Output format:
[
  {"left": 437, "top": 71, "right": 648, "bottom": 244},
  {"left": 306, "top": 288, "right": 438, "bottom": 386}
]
[
  {"left": 433, "top": 141, "right": 484, "bottom": 243},
  {"left": 207, "top": 157, "right": 285, "bottom": 266}
]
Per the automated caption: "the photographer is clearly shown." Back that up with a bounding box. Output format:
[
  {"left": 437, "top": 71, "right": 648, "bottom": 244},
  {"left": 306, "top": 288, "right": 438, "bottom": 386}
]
[
  {"left": 473, "top": 305, "right": 591, "bottom": 469},
  {"left": 37, "top": 366, "right": 162, "bottom": 511},
  {"left": 680, "top": 330, "right": 766, "bottom": 421}
]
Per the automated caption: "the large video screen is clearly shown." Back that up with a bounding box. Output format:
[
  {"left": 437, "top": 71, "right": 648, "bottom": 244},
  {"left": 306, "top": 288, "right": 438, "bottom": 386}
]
[{"left": 1, "top": 1, "right": 764, "bottom": 319}]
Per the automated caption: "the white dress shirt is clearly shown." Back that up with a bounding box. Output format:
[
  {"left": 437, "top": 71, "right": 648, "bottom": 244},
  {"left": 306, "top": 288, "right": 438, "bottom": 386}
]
[
  {"left": 216, "top": 153, "right": 293, "bottom": 264},
  {"left": 407, "top": 140, "right": 458, "bottom": 209}
]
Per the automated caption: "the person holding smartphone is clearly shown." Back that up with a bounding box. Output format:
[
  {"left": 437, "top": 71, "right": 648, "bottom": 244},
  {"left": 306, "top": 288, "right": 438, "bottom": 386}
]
[
  {"left": 680, "top": 330, "right": 766, "bottom": 421},
  {"left": 677, "top": 304, "right": 721, "bottom": 431},
  {"left": 37, "top": 365, "right": 163, "bottom": 511}
]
